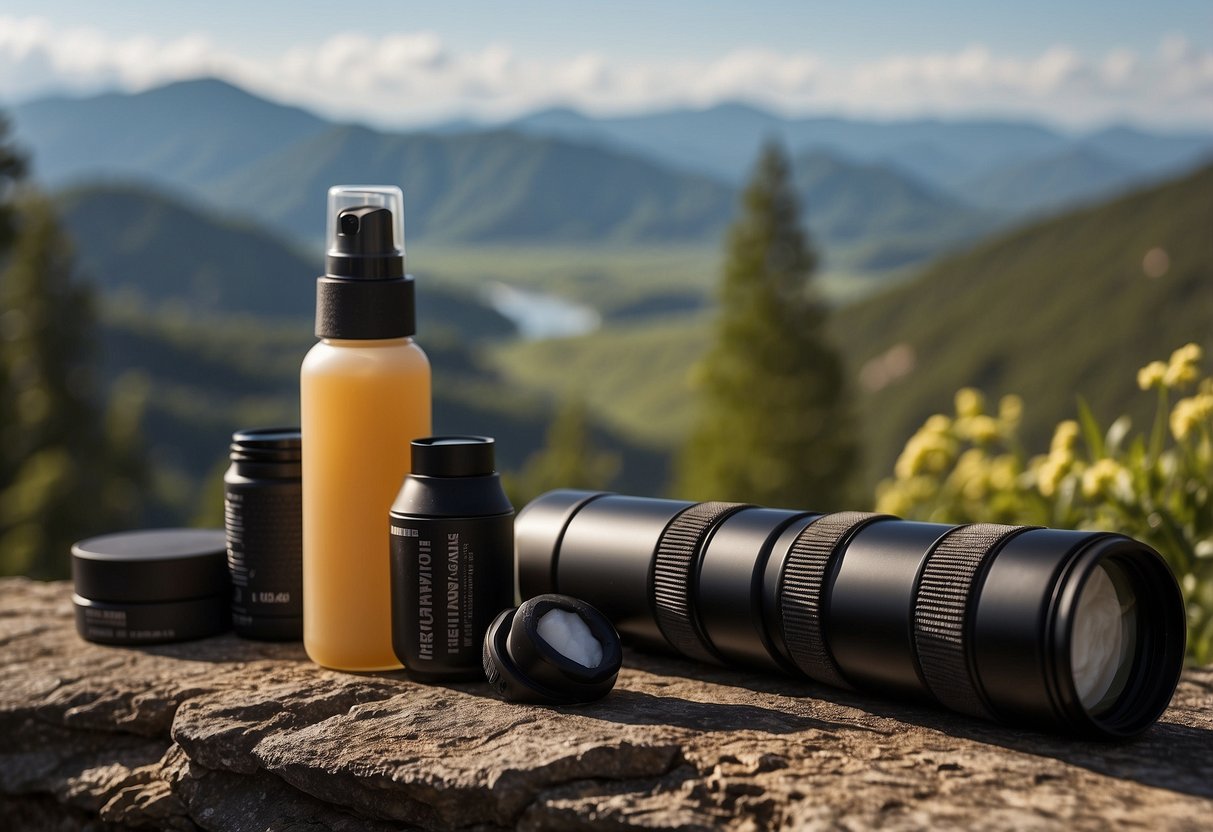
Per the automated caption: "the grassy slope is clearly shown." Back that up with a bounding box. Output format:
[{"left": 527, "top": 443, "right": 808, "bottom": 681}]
[
  {"left": 492, "top": 313, "right": 712, "bottom": 451},
  {"left": 831, "top": 162, "right": 1213, "bottom": 487}
]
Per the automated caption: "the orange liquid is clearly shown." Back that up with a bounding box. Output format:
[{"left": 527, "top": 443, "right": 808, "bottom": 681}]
[{"left": 300, "top": 337, "right": 431, "bottom": 670}]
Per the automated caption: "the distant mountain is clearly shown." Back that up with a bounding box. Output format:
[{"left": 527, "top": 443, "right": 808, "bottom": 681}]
[
  {"left": 959, "top": 146, "right": 1141, "bottom": 218},
  {"left": 13, "top": 80, "right": 995, "bottom": 262},
  {"left": 16, "top": 78, "right": 1208, "bottom": 264},
  {"left": 830, "top": 161, "right": 1213, "bottom": 486},
  {"left": 199, "top": 124, "right": 736, "bottom": 244},
  {"left": 14, "top": 79, "right": 330, "bottom": 191},
  {"left": 14, "top": 82, "right": 736, "bottom": 246},
  {"left": 792, "top": 151, "right": 995, "bottom": 259},
  {"left": 1081, "top": 125, "right": 1213, "bottom": 176},
  {"left": 509, "top": 101, "right": 1213, "bottom": 200}
]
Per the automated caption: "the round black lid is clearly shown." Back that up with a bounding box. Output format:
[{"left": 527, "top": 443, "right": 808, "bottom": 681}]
[
  {"left": 71, "top": 528, "right": 228, "bottom": 604},
  {"left": 411, "top": 436, "right": 496, "bottom": 478},
  {"left": 482, "top": 594, "right": 622, "bottom": 705},
  {"left": 230, "top": 427, "right": 302, "bottom": 463}
]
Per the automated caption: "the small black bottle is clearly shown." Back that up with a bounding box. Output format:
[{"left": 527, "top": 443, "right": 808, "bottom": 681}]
[
  {"left": 224, "top": 428, "right": 303, "bottom": 640},
  {"left": 389, "top": 436, "right": 514, "bottom": 681}
]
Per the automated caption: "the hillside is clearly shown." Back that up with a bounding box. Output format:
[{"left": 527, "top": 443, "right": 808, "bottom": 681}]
[
  {"left": 57, "top": 183, "right": 515, "bottom": 340},
  {"left": 493, "top": 162, "right": 1213, "bottom": 497},
  {"left": 201, "top": 125, "right": 736, "bottom": 244},
  {"left": 959, "top": 146, "right": 1149, "bottom": 218},
  {"left": 832, "top": 161, "right": 1213, "bottom": 486},
  {"left": 793, "top": 151, "right": 995, "bottom": 268},
  {"left": 14, "top": 79, "right": 330, "bottom": 190}
]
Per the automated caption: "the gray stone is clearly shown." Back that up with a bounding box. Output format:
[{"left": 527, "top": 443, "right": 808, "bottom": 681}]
[{"left": 1, "top": 577, "right": 1211, "bottom": 830}]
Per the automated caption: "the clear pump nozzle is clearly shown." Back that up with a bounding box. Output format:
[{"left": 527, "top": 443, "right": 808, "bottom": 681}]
[{"left": 325, "top": 185, "right": 405, "bottom": 279}]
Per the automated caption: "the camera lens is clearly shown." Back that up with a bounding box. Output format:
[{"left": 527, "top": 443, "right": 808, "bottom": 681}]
[
  {"left": 1072, "top": 560, "right": 1135, "bottom": 716},
  {"left": 515, "top": 490, "right": 1186, "bottom": 737}
]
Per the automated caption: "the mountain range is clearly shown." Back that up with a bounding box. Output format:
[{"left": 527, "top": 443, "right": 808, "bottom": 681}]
[
  {"left": 505, "top": 101, "right": 1213, "bottom": 206},
  {"left": 11, "top": 78, "right": 1211, "bottom": 269}
]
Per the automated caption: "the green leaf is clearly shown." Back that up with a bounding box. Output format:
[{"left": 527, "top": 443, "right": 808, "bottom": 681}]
[
  {"left": 1105, "top": 415, "right": 1131, "bottom": 455},
  {"left": 1076, "top": 396, "right": 1105, "bottom": 460}
]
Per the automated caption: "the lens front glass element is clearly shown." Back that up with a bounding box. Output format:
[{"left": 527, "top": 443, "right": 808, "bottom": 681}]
[{"left": 1070, "top": 561, "right": 1138, "bottom": 717}]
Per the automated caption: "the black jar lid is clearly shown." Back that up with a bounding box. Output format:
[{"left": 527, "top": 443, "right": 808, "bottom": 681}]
[
  {"left": 230, "top": 427, "right": 302, "bottom": 464},
  {"left": 411, "top": 436, "right": 496, "bottom": 478},
  {"left": 72, "top": 529, "right": 228, "bottom": 604}
]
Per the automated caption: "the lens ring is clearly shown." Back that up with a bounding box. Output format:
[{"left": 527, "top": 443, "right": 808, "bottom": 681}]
[
  {"left": 652, "top": 501, "right": 749, "bottom": 662},
  {"left": 913, "top": 523, "right": 1032, "bottom": 719},
  {"left": 780, "top": 512, "right": 889, "bottom": 688}
]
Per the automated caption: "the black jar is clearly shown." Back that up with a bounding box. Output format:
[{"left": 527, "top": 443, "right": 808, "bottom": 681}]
[
  {"left": 389, "top": 436, "right": 514, "bottom": 682},
  {"left": 224, "top": 428, "right": 303, "bottom": 640}
]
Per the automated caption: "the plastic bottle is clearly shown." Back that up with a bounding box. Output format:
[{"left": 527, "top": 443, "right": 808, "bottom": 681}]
[{"left": 301, "top": 185, "right": 431, "bottom": 670}]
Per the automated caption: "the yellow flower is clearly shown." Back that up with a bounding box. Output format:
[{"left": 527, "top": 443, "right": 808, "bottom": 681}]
[
  {"left": 1171, "top": 393, "right": 1213, "bottom": 441},
  {"left": 1164, "top": 343, "right": 1203, "bottom": 389},
  {"left": 1037, "top": 457, "right": 1068, "bottom": 498},
  {"left": 966, "top": 415, "right": 1001, "bottom": 444},
  {"left": 1080, "top": 458, "right": 1132, "bottom": 501},
  {"left": 923, "top": 414, "right": 952, "bottom": 435},
  {"left": 894, "top": 422, "right": 959, "bottom": 479},
  {"left": 1049, "top": 420, "right": 1080, "bottom": 457},
  {"left": 998, "top": 394, "right": 1023, "bottom": 428},
  {"left": 988, "top": 455, "right": 1019, "bottom": 492},
  {"left": 1136, "top": 360, "right": 1167, "bottom": 390},
  {"left": 954, "top": 388, "right": 984, "bottom": 419},
  {"left": 875, "top": 484, "right": 912, "bottom": 517}
]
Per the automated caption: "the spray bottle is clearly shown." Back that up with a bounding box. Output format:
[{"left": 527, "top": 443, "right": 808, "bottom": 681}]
[{"left": 301, "top": 185, "right": 431, "bottom": 670}]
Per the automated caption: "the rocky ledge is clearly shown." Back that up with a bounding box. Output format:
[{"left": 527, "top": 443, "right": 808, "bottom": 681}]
[{"left": 2, "top": 577, "right": 1211, "bottom": 831}]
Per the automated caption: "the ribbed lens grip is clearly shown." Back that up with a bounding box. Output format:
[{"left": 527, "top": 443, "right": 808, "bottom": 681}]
[
  {"left": 652, "top": 501, "right": 748, "bottom": 662},
  {"left": 913, "top": 523, "right": 1032, "bottom": 719},
  {"left": 780, "top": 512, "right": 888, "bottom": 688}
]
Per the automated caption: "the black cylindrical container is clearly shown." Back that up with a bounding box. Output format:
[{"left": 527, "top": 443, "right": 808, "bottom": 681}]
[
  {"left": 390, "top": 436, "right": 514, "bottom": 682},
  {"left": 516, "top": 490, "right": 1187, "bottom": 739},
  {"left": 225, "top": 428, "right": 303, "bottom": 640},
  {"left": 71, "top": 529, "right": 230, "bottom": 645}
]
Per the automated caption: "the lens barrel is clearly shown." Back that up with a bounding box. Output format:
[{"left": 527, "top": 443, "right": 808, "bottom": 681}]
[{"left": 515, "top": 490, "right": 1186, "bottom": 738}]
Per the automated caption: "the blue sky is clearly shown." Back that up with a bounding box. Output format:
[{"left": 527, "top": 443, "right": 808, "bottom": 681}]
[{"left": 2, "top": 1, "right": 1211, "bottom": 127}]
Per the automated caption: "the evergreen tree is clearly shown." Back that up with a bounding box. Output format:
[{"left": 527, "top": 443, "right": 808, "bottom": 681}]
[
  {"left": 0, "top": 117, "right": 144, "bottom": 577},
  {"left": 508, "top": 397, "right": 620, "bottom": 506},
  {"left": 677, "top": 143, "right": 858, "bottom": 510}
]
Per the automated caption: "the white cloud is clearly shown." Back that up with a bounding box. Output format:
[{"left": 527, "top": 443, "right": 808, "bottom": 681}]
[{"left": 1, "top": 15, "right": 1210, "bottom": 129}]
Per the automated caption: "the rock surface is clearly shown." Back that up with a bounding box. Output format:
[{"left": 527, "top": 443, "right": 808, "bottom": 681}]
[{"left": 1, "top": 577, "right": 1210, "bottom": 831}]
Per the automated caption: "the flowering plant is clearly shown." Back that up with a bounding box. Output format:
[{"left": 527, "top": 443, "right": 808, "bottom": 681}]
[{"left": 876, "top": 344, "right": 1213, "bottom": 663}]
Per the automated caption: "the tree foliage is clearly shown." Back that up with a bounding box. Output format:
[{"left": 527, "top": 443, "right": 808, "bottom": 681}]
[
  {"left": 0, "top": 116, "right": 144, "bottom": 578},
  {"left": 677, "top": 143, "right": 858, "bottom": 509}
]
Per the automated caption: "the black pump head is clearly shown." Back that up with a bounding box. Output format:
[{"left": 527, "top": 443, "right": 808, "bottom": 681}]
[
  {"left": 316, "top": 185, "right": 414, "bottom": 339},
  {"left": 326, "top": 205, "right": 404, "bottom": 279}
]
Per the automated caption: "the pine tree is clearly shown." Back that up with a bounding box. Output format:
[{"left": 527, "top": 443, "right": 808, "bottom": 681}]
[
  {"left": 0, "top": 117, "right": 144, "bottom": 577},
  {"left": 677, "top": 143, "right": 858, "bottom": 510}
]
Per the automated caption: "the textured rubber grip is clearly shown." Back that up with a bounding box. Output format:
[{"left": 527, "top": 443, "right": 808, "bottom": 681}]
[
  {"left": 913, "top": 523, "right": 1031, "bottom": 719},
  {"left": 652, "top": 501, "right": 749, "bottom": 663},
  {"left": 780, "top": 512, "right": 889, "bottom": 688}
]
